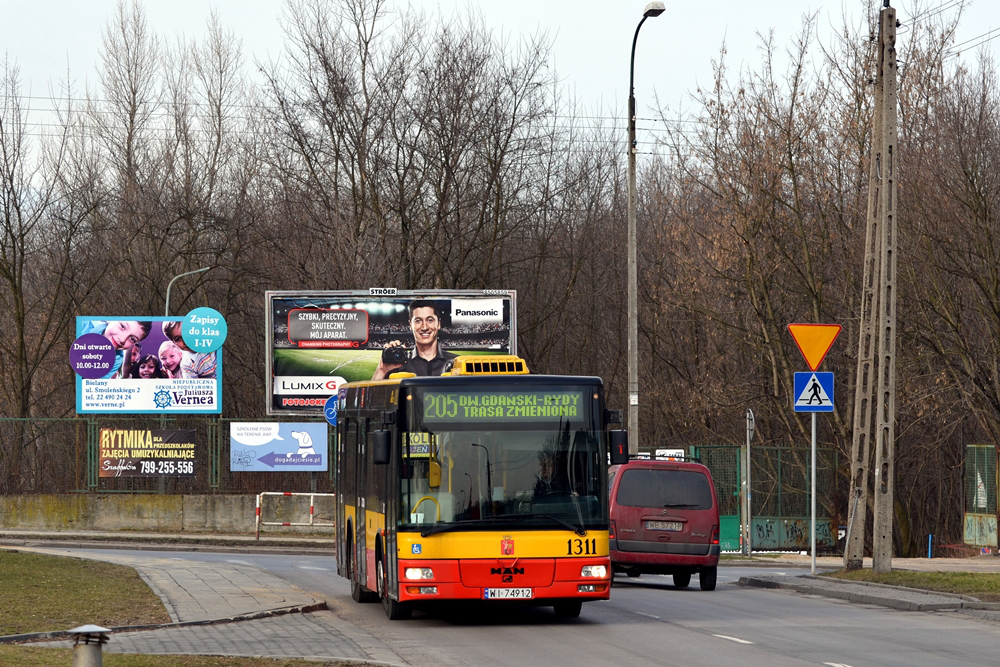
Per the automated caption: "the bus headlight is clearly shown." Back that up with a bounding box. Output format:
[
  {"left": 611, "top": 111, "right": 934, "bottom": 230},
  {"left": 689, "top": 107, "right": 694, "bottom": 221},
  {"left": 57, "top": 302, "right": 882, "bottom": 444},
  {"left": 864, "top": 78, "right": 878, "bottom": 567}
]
[
  {"left": 404, "top": 567, "right": 435, "bottom": 580},
  {"left": 580, "top": 565, "right": 607, "bottom": 578}
]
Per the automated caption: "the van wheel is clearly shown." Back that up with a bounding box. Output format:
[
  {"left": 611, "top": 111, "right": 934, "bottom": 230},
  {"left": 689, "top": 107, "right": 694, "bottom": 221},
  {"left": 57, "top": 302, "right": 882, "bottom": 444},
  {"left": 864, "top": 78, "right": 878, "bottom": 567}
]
[
  {"left": 626, "top": 568, "right": 641, "bottom": 578},
  {"left": 673, "top": 572, "right": 691, "bottom": 588},
  {"left": 699, "top": 566, "right": 717, "bottom": 591},
  {"left": 553, "top": 601, "right": 582, "bottom": 618},
  {"left": 379, "top": 558, "right": 411, "bottom": 620}
]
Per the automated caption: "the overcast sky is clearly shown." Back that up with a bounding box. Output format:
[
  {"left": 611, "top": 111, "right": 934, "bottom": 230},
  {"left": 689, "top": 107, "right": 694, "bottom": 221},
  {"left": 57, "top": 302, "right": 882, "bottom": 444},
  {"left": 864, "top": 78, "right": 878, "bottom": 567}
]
[{"left": 5, "top": 0, "right": 998, "bottom": 139}]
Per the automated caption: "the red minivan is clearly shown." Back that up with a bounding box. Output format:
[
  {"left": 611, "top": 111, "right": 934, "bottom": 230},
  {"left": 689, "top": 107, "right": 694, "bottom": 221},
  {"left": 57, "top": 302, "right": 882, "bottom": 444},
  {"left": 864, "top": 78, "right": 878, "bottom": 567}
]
[{"left": 608, "top": 458, "right": 720, "bottom": 590}]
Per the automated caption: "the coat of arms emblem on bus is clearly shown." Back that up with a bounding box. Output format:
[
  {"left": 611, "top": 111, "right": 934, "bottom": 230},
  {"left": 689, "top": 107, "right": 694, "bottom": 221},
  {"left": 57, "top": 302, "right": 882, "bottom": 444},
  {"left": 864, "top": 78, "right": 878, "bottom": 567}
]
[{"left": 501, "top": 535, "right": 514, "bottom": 556}]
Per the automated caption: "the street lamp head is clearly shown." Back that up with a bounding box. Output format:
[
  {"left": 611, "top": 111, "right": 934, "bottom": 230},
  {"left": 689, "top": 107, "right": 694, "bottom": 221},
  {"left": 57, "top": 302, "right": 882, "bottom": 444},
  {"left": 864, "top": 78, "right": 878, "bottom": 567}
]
[{"left": 644, "top": 2, "right": 665, "bottom": 18}]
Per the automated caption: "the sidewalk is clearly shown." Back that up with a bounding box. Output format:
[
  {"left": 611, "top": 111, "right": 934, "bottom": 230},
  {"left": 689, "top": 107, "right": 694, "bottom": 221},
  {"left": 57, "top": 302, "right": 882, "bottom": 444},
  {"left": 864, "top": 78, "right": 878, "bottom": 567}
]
[{"left": 1, "top": 530, "right": 406, "bottom": 664}]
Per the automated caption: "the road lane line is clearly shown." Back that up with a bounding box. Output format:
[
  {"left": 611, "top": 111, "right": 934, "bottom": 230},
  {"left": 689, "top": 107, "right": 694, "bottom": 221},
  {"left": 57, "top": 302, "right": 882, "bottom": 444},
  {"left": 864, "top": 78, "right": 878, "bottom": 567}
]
[{"left": 713, "top": 634, "right": 754, "bottom": 644}]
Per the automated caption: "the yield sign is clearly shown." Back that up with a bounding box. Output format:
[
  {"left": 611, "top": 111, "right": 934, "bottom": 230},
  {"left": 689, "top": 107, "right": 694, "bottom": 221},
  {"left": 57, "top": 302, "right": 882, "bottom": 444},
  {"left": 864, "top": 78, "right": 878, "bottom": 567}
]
[{"left": 788, "top": 323, "right": 842, "bottom": 371}]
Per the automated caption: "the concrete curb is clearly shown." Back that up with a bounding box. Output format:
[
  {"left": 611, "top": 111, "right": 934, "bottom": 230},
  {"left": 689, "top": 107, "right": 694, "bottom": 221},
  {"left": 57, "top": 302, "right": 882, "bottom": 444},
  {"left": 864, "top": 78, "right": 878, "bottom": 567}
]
[
  {"left": 0, "top": 535, "right": 335, "bottom": 556},
  {"left": 809, "top": 574, "right": 979, "bottom": 602},
  {"left": 0, "top": 601, "right": 328, "bottom": 645},
  {"left": 737, "top": 577, "right": 1000, "bottom": 611}
]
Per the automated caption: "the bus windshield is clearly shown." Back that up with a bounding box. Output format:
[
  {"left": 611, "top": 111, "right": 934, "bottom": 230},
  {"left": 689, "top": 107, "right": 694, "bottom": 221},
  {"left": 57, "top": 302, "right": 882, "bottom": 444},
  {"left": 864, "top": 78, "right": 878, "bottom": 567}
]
[{"left": 398, "top": 384, "right": 607, "bottom": 532}]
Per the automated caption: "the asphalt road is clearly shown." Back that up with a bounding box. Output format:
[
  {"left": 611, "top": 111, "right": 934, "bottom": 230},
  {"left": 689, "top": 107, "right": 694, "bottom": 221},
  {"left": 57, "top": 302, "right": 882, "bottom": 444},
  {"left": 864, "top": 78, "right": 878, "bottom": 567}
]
[{"left": 51, "top": 547, "right": 1000, "bottom": 667}]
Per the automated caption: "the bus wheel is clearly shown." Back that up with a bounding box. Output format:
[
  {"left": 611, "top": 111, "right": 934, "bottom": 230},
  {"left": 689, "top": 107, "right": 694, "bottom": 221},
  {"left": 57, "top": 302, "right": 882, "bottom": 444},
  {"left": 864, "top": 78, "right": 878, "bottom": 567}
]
[
  {"left": 349, "top": 536, "right": 376, "bottom": 603},
  {"left": 553, "top": 600, "right": 582, "bottom": 619},
  {"left": 378, "top": 558, "right": 412, "bottom": 620},
  {"left": 673, "top": 571, "right": 691, "bottom": 588}
]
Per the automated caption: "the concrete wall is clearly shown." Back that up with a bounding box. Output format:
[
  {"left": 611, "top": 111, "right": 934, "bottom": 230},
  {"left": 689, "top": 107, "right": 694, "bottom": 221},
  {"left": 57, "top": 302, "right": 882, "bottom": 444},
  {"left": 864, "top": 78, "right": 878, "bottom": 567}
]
[{"left": 0, "top": 494, "right": 337, "bottom": 534}]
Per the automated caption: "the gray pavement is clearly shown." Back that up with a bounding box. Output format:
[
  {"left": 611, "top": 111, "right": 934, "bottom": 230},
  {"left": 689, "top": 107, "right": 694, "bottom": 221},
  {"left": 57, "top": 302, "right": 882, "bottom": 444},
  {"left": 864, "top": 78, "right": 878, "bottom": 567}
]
[{"left": 4, "top": 530, "right": 1000, "bottom": 661}]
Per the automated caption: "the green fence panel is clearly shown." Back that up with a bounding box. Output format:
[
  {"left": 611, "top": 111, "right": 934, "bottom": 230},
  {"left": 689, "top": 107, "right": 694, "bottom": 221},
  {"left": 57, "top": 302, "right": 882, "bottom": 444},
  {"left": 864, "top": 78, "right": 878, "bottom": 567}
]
[{"left": 964, "top": 444, "right": 997, "bottom": 547}]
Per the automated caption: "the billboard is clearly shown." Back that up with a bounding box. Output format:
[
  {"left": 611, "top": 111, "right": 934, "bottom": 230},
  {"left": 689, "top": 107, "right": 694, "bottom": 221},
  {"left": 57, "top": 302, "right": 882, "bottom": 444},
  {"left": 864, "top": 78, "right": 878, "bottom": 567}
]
[
  {"left": 74, "top": 317, "right": 222, "bottom": 414},
  {"left": 99, "top": 428, "right": 197, "bottom": 477},
  {"left": 229, "top": 422, "right": 328, "bottom": 472},
  {"left": 266, "top": 289, "right": 516, "bottom": 415}
]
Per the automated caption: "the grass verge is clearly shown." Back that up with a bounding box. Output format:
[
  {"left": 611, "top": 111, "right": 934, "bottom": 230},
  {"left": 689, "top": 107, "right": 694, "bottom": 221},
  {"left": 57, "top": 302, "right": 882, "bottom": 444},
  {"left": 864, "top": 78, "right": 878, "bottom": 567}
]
[
  {"left": 0, "top": 549, "right": 171, "bottom": 635},
  {"left": 0, "top": 549, "right": 379, "bottom": 667},
  {"left": 827, "top": 568, "right": 1000, "bottom": 602}
]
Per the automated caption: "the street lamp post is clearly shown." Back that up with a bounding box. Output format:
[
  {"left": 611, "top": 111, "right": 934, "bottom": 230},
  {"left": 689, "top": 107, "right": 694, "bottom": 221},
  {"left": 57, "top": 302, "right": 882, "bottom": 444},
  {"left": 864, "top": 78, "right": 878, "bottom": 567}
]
[
  {"left": 165, "top": 267, "right": 210, "bottom": 317},
  {"left": 627, "top": 2, "right": 664, "bottom": 454}
]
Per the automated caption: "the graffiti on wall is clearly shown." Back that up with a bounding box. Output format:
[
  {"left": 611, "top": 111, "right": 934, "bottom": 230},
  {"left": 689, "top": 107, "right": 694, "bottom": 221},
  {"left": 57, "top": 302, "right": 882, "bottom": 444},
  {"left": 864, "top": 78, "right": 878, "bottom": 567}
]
[
  {"left": 964, "top": 513, "right": 998, "bottom": 548},
  {"left": 752, "top": 517, "right": 835, "bottom": 550}
]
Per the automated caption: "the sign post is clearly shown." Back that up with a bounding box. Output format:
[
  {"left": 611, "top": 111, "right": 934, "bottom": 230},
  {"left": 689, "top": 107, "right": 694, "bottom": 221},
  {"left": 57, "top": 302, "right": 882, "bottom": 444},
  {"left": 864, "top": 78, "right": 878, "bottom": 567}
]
[
  {"left": 788, "top": 323, "right": 841, "bottom": 575},
  {"left": 744, "top": 408, "right": 754, "bottom": 557}
]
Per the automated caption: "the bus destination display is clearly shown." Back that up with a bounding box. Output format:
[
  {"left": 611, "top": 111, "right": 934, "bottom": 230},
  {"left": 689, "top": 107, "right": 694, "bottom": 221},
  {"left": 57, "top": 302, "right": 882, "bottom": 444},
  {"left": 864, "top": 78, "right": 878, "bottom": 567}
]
[{"left": 421, "top": 390, "right": 587, "bottom": 423}]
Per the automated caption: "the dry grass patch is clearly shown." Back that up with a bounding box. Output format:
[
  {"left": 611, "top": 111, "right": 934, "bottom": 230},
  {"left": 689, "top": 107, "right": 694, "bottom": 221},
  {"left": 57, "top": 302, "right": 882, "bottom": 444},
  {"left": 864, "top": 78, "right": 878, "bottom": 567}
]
[
  {"left": 0, "top": 549, "right": 170, "bottom": 636},
  {"left": 828, "top": 568, "right": 1000, "bottom": 602}
]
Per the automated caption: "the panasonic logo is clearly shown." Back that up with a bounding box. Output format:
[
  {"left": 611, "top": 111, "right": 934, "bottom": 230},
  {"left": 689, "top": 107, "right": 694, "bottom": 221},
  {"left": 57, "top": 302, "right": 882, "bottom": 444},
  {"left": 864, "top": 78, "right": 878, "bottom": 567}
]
[
  {"left": 455, "top": 309, "right": 498, "bottom": 317},
  {"left": 451, "top": 298, "right": 504, "bottom": 325}
]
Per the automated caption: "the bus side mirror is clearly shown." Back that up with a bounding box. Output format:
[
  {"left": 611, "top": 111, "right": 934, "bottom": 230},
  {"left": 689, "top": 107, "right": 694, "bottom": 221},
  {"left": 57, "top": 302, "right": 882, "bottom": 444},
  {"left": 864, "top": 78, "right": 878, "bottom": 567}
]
[
  {"left": 373, "top": 430, "right": 391, "bottom": 465},
  {"left": 609, "top": 430, "right": 629, "bottom": 465}
]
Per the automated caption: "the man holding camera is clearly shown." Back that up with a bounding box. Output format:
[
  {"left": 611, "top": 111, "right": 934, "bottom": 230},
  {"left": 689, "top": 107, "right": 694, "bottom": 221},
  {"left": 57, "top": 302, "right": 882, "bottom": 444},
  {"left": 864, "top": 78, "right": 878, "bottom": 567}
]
[{"left": 372, "top": 300, "right": 457, "bottom": 380}]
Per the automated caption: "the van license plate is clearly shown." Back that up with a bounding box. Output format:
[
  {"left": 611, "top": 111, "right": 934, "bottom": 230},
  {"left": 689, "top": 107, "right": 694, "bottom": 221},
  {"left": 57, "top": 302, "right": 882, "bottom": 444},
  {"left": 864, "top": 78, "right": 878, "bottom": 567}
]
[
  {"left": 483, "top": 588, "right": 533, "bottom": 599},
  {"left": 646, "top": 520, "right": 683, "bottom": 531}
]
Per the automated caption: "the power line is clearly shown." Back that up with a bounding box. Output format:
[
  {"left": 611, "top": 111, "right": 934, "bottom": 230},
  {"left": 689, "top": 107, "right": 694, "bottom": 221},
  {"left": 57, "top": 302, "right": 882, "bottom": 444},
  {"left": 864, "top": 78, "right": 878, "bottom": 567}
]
[
  {"left": 904, "top": 0, "right": 963, "bottom": 25},
  {"left": 946, "top": 25, "right": 1000, "bottom": 57}
]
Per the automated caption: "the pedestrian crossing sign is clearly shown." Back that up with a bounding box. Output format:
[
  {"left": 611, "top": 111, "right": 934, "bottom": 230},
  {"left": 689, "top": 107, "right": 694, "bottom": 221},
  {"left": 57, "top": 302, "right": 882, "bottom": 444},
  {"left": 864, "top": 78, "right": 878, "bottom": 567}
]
[{"left": 793, "top": 372, "right": 834, "bottom": 412}]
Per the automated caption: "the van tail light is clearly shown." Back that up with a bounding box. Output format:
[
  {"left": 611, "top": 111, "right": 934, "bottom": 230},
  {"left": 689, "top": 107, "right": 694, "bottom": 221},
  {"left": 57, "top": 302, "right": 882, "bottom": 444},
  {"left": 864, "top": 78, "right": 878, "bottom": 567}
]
[
  {"left": 711, "top": 525, "right": 719, "bottom": 545},
  {"left": 609, "top": 520, "right": 617, "bottom": 540}
]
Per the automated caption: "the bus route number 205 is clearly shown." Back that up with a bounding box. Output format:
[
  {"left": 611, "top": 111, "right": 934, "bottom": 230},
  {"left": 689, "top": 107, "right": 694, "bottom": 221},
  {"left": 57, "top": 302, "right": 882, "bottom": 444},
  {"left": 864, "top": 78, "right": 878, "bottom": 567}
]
[{"left": 567, "top": 537, "right": 597, "bottom": 555}]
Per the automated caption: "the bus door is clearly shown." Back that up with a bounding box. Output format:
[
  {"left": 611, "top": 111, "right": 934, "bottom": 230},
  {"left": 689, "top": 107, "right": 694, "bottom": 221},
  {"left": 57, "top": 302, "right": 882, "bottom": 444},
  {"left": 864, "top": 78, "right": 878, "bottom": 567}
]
[
  {"left": 382, "top": 425, "right": 401, "bottom": 599},
  {"left": 355, "top": 418, "right": 369, "bottom": 587}
]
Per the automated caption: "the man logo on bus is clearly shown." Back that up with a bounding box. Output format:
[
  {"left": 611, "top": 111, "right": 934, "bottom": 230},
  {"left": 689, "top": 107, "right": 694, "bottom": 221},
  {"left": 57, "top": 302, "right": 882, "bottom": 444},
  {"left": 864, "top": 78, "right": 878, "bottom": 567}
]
[{"left": 501, "top": 535, "right": 514, "bottom": 556}]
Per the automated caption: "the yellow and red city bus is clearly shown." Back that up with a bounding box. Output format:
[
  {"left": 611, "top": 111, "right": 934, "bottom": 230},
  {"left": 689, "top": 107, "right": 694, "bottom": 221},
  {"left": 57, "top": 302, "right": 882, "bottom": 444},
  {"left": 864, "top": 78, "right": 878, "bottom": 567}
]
[{"left": 335, "top": 356, "right": 619, "bottom": 620}]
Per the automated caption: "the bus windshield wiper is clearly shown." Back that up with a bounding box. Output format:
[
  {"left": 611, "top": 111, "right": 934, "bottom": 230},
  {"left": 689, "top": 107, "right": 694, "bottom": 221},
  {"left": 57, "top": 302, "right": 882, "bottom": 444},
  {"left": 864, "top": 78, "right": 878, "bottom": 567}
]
[
  {"left": 420, "top": 519, "right": 487, "bottom": 537},
  {"left": 487, "top": 513, "right": 587, "bottom": 536},
  {"left": 419, "top": 514, "right": 587, "bottom": 537},
  {"left": 663, "top": 503, "right": 699, "bottom": 508}
]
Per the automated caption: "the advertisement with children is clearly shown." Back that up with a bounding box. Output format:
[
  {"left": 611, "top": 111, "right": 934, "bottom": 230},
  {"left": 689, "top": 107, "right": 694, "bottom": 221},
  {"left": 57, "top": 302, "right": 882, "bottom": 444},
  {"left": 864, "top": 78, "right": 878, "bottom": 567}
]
[{"left": 73, "top": 313, "right": 224, "bottom": 414}]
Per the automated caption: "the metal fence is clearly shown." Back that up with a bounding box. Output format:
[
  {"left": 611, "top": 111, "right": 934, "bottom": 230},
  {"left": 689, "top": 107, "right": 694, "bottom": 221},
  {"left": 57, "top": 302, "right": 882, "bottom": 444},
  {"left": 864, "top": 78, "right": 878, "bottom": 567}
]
[
  {"left": 965, "top": 444, "right": 997, "bottom": 515},
  {"left": 692, "top": 444, "right": 839, "bottom": 519},
  {"left": 0, "top": 417, "right": 334, "bottom": 495}
]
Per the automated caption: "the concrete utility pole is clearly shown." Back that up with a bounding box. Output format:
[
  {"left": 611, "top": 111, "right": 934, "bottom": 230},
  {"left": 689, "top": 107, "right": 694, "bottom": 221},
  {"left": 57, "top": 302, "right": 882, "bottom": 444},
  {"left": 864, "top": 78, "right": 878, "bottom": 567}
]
[{"left": 845, "top": 1, "right": 898, "bottom": 573}]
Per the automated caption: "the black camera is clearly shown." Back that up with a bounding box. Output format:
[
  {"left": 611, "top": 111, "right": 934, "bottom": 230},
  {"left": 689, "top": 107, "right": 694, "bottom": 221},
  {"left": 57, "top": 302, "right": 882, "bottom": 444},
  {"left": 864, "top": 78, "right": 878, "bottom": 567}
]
[{"left": 382, "top": 346, "right": 409, "bottom": 365}]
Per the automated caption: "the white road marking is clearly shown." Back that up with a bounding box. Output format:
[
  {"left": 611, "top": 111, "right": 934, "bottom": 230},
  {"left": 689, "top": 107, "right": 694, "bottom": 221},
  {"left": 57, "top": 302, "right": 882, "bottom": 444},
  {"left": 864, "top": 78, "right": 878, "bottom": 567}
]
[
  {"left": 823, "top": 663, "right": 854, "bottom": 667},
  {"left": 632, "top": 611, "right": 661, "bottom": 620},
  {"left": 226, "top": 559, "right": 252, "bottom": 566},
  {"left": 713, "top": 634, "right": 754, "bottom": 644},
  {"left": 298, "top": 565, "right": 330, "bottom": 571}
]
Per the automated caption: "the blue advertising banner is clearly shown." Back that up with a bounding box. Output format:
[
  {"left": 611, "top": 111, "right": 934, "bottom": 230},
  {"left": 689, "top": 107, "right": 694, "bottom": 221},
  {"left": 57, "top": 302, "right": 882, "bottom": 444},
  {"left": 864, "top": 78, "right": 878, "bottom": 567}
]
[
  {"left": 229, "top": 422, "right": 328, "bottom": 472},
  {"left": 74, "top": 316, "right": 222, "bottom": 414}
]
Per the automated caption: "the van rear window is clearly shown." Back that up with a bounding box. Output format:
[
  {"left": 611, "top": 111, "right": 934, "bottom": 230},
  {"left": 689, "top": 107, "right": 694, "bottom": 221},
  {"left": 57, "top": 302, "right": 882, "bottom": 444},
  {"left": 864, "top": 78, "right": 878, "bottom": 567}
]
[{"left": 616, "top": 469, "right": 714, "bottom": 510}]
